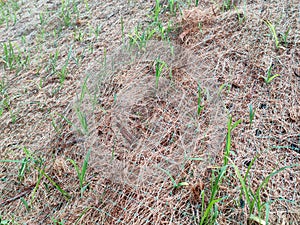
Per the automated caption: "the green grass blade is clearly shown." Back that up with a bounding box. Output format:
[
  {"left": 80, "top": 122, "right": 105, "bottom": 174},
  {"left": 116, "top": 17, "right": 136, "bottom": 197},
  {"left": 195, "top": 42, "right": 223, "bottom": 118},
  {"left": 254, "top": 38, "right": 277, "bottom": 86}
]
[
  {"left": 243, "top": 155, "right": 258, "bottom": 184},
  {"left": 158, "top": 167, "right": 177, "bottom": 188},
  {"left": 232, "top": 163, "right": 251, "bottom": 207},
  {"left": 80, "top": 148, "right": 91, "bottom": 188},
  {"left": 68, "top": 159, "right": 81, "bottom": 179},
  {"left": 43, "top": 172, "right": 71, "bottom": 200},
  {"left": 211, "top": 165, "right": 227, "bottom": 200},
  {"left": 256, "top": 165, "right": 298, "bottom": 195},
  {"left": 199, "top": 197, "right": 223, "bottom": 225},
  {"left": 30, "top": 167, "right": 45, "bottom": 204}
]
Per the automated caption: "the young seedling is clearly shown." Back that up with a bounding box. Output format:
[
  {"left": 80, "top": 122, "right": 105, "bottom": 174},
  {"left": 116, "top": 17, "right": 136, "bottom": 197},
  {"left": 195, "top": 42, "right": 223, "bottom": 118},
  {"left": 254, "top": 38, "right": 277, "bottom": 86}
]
[
  {"left": 75, "top": 106, "right": 89, "bottom": 135},
  {"left": 94, "top": 24, "right": 102, "bottom": 39},
  {"left": 249, "top": 104, "right": 255, "bottom": 129},
  {"left": 58, "top": 65, "right": 68, "bottom": 85},
  {"left": 103, "top": 48, "right": 107, "bottom": 67},
  {"left": 156, "top": 21, "right": 168, "bottom": 40},
  {"left": 232, "top": 157, "right": 297, "bottom": 225},
  {"left": 199, "top": 190, "right": 224, "bottom": 225},
  {"left": 224, "top": 115, "right": 242, "bottom": 166},
  {"left": 222, "top": 0, "right": 233, "bottom": 11},
  {"left": 39, "top": 12, "right": 45, "bottom": 26},
  {"left": 158, "top": 167, "right": 189, "bottom": 189},
  {"left": 58, "top": 45, "right": 72, "bottom": 85},
  {"left": 60, "top": 0, "right": 72, "bottom": 27},
  {"left": 197, "top": 83, "right": 205, "bottom": 116},
  {"left": 263, "top": 64, "right": 280, "bottom": 84},
  {"left": 67, "top": 148, "right": 92, "bottom": 197},
  {"left": 154, "top": 57, "right": 167, "bottom": 89},
  {"left": 168, "top": 0, "right": 176, "bottom": 15},
  {"left": 199, "top": 164, "right": 228, "bottom": 224},
  {"left": 3, "top": 41, "right": 16, "bottom": 70},
  {"left": 153, "top": 0, "right": 162, "bottom": 22},
  {"left": 18, "top": 148, "right": 30, "bottom": 181},
  {"left": 121, "top": 17, "right": 125, "bottom": 45},
  {"left": 264, "top": 20, "right": 280, "bottom": 49},
  {"left": 0, "top": 148, "right": 71, "bottom": 204},
  {"left": 20, "top": 197, "right": 30, "bottom": 211},
  {"left": 280, "top": 27, "right": 290, "bottom": 47},
  {"left": 48, "top": 49, "right": 60, "bottom": 74},
  {"left": 128, "top": 25, "right": 155, "bottom": 50},
  {"left": 233, "top": 5, "right": 246, "bottom": 24}
]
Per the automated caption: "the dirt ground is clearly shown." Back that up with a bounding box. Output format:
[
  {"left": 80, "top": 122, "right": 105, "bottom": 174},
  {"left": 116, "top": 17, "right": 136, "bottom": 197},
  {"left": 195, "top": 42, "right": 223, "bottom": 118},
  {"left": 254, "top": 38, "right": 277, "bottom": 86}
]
[{"left": 0, "top": 0, "right": 299, "bottom": 224}]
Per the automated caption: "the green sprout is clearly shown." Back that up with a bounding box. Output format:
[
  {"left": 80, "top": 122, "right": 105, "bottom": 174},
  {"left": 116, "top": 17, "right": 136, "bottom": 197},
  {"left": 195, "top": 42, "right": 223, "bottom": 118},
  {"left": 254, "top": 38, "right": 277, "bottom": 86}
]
[{"left": 263, "top": 64, "right": 280, "bottom": 84}]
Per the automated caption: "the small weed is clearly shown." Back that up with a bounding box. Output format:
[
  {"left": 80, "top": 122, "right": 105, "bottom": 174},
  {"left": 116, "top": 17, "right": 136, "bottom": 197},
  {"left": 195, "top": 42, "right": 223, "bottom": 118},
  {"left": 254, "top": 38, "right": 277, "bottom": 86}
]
[
  {"left": 158, "top": 167, "right": 189, "bottom": 189},
  {"left": 249, "top": 104, "right": 255, "bottom": 129},
  {"left": 232, "top": 157, "right": 298, "bottom": 225},
  {"left": 0, "top": 96, "right": 9, "bottom": 117},
  {"left": 197, "top": 83, "right": 205, "bottom": 116},
  {"left": 263, "top": 63, "right": 280, "bottom": 84},
  {"left": 9, "top": 110, "right": 17, "bottom": 124},
  {"left": 198, "top": 22, "right": 203, "bottom": 33},
  {"left": 222, "top": 0, "right": 233, "bottom": 11},
  {"left": 168, "top": 0, "right": 176, "bottom": 15},
  {"left": 73, "top": 29, "right": 84, "bottom": 42},
  {"left": 50, "top": 49, "right": 59, "bottom": 73},
  {"left": 20, "top": 197, "right": 30, "bottom": 211},
  {"left": 3, "top": 41, "right": 17, "bottom": 70},
  {"left": 37, "top": 168, "right": 71, "bottom": 201},
  {"left": 39, "top": 12, "right": 45, "bottom": 26},
  {"left": 154, "top": 57, "right": 167, "bottom": 89},
  {"left": 58, "top": 65, "right": 68, "bottom": 85},
  {"left": 0, "top": 78, "right": 7, "bottom": 95},
  {"left": 67, "top": 148, "right": 91, "bottom": 197},
  {"left": 94, "top": 24, "right": 102, "bottom": 39},
  {"left": 60, "top": 0, "right": 73, "bottom": 27},
  {"left": 75, "top": 106, "right": 89, "bottom": 135},
  {"left": 57, "top": 45, "right": 72, "bottom": 85},
  {"left": 0, "top": 147, "right": 71, "bottom": 205},
  {"left": 121, "top": 17, "right": 125, "bottom": 44},
  {"left": 51, "top": 218, "right": 66, "bottom": 225},
  {"left": 224, "top": 115, "right": 242, "bottom": 165},
  {"left": 2, "top": 41, "right": 30, "bottom": 72},
  {"left": 198, "top": 164, "right": 228, "bottom": 225},
  {"left": 128, "top": 25, "right": 156, "bottom": 50},
  {"left": 156, "top": 21, "right": 168, "bottom": 40},
  {"left": 279, "top": 26, "right": 290, "bottom": 47},
  {"left": 18, "top": 148, "right": 30, "bottom": 181},
  {"left": 0, "top": 0, "right": 20, "bottom": 27},
  {"left": 264, "top": 20, "right": 280, "bottom": 49},
  {"left": 0, "top": 215, "right": 10, "bottom": 225},
  {"left": 233, "top": 5, "right": 246, "bottom": 24},
  {"left": 153, "top": 0, "right": 162, "bottom": 22},
  {"left": 103, "top": 48, "right": 107, "bottom": 66},
  {"left": 198, "top": 115, "right": 241, "bottom": 224}
]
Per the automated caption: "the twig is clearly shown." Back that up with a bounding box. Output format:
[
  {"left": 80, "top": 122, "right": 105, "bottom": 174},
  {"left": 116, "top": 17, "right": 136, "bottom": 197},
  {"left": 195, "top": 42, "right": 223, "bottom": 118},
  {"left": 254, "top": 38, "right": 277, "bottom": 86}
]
[{"left": 0, "top": 184, "right": 35, "bottom": 207}]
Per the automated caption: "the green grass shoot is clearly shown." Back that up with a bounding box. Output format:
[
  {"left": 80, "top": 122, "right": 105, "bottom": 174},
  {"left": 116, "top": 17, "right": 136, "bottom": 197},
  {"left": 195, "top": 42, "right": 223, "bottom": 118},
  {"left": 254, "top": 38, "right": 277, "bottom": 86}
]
[
  {"left": 264, "top": 64, "right": 280, "bottom": 84},
  {"left": 67, "top": 148, "right": 92, "bottom": 197}
]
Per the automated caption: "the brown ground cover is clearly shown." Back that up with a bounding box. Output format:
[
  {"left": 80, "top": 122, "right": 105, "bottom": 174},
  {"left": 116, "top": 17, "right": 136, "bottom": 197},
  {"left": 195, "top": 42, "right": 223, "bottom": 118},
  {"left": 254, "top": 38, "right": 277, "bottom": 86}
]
[{"left": 0, "top": 0, "right": 299, "bottom": 224}]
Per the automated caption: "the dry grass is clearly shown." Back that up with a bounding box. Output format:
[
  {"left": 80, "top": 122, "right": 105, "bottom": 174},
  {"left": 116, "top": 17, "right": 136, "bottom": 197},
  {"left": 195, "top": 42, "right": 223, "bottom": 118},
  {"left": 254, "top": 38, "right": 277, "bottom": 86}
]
[{"left": 0, "top": 0, "right": 299, "bottom": 224}]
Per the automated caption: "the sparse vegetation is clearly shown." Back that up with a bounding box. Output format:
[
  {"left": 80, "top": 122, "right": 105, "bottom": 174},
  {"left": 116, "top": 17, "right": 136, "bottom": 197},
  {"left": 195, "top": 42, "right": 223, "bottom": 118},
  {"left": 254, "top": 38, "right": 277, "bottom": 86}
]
[
  {"left": 264, "top": 63, "right": 280, "bottom": 84},
  {"left": 67, "top": 148, "right": 91, "bottom": 197},
  {"left": 0, "top": 0, "right": 299, "bottom": 224}
]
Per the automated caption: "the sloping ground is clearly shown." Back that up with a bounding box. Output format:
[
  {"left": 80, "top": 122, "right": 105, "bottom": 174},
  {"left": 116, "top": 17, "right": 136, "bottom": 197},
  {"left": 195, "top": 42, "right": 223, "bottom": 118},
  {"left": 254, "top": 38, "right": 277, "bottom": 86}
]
[{"left": 0, "top": 0, "right": 299, "bottom": 224}]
